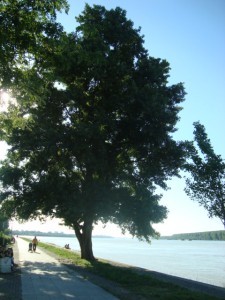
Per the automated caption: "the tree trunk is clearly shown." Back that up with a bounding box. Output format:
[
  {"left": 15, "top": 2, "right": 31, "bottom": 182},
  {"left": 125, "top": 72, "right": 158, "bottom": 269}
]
[{"left": 73, "top": 219, "right": 95, "bottom": 261}]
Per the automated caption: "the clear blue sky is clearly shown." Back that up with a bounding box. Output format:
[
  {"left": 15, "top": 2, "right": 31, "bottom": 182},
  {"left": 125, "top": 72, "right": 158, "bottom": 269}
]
[{"left": 7, "top": 0, "right": 225, "bottom": 236}]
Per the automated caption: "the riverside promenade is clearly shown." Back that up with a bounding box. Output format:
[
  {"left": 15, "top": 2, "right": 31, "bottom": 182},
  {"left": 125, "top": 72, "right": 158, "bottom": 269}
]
[{"left": 0, "top": 237, "right": 119, "bottom": 300}]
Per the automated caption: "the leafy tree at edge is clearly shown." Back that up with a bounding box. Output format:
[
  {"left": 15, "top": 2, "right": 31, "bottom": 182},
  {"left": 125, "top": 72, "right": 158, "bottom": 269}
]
[{"left": 185, "top": 122, "right": 225, "bottom": 228}]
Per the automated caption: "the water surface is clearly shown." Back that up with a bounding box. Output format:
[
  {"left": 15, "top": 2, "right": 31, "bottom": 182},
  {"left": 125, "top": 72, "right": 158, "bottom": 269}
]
[{"left": 37, "top": 236, "right": 225, "bottom": 288}]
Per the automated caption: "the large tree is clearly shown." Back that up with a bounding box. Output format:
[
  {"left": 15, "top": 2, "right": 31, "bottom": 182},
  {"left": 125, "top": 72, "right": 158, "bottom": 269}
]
[
  {"left": 0, "top": 4, "right": 186, "bottom": 260},
  {"left": 185, "top": 122, "right": 225, "bottom": 228}
]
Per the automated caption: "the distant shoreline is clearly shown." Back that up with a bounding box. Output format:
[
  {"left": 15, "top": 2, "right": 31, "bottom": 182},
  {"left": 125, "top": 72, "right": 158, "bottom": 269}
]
[
  {"left": 12, "top": 230, "right": 113, "bottom": 238},
  {"left": 12, "top": 229, "right": 225, "bottom": 241},
  {"left": 161, "top": 230, "right": 225, "bottom": 241}
]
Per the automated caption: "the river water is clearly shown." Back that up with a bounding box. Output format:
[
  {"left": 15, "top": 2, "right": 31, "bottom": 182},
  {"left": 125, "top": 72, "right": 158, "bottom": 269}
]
[{"left": 36, "top": 236, "right": 225, "bottom": 288}]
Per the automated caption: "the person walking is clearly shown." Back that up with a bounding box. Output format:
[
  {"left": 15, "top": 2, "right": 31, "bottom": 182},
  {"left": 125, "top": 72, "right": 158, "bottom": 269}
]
[{"left": 32, "top": 236, "right": 38, "bottom": 252}]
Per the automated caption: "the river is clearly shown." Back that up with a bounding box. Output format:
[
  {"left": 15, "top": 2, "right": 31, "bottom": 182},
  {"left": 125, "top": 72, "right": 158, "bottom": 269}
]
[{"left": 34, "top": 236, "right": 225, "bottom": 288}]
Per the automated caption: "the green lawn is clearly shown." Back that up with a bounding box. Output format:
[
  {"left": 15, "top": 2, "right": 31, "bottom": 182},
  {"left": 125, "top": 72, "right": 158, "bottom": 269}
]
[{"left": 22, "top": 237, "right": 222, "bottom": 300}]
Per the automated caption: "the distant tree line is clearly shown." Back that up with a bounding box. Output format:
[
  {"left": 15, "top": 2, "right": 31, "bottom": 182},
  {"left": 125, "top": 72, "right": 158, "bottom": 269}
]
[
  {"left": 162, "top": 230, "right": 225, "bottom": 241},
  {"left": 12, "top": 230, "right": 75, "bottom": 237},
  {"left": 12, "top": 230, "right": 112, "bottom": 238}
]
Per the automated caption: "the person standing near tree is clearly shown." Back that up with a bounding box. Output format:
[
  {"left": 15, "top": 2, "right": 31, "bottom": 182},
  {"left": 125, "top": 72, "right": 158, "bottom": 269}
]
[{"left": 32, "top": 236, "right": 38, "bottom": 252}]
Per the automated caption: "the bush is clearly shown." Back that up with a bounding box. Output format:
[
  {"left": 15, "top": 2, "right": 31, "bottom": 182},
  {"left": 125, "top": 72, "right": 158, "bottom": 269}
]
[{"left": 0, "top": 232, "right": 11, "bottom": 246}]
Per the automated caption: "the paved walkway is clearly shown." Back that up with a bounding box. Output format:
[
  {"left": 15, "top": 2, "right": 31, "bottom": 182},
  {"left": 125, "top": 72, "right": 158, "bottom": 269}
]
[
  {"left": 1, "top": 237, "right": 119, "bottom": 300},
  {"left": 1, "top": 237, "right": 225, "bottom": 299}
]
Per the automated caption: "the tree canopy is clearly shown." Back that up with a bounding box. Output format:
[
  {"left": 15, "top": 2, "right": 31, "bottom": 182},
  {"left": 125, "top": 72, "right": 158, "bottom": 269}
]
[
  {"left": 0, "top": 0, "right": 69, "bottom": 87},
  {"left": 185, "top": 122, "right": 225, "bottom": 228},
  {"left": 0, "top": 3, "right": 186, "bottom": 260}
]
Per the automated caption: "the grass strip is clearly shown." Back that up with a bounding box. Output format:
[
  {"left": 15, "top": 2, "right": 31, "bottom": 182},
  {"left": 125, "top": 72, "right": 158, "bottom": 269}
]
[{"left": 21, "top": 237, "right": 221, "bottom": 300}]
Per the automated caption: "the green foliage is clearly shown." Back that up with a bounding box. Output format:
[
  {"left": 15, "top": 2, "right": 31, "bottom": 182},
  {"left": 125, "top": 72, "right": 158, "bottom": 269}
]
[
  {"left": 185, "top": 122, "right": 225, "bottom": 228},
  {"left": 0, "top": 0, "right": 69, "bottom": 87},
  {"left": 0, "top": 210, "right": 11, "bottom": 246},
  {"left": 0, "top": 4, "right": 187, "bottom": 258},
  {"left": 0, "top": 209, "right": 9, "bottom": 233},
  {"left": 0, "top": 233, "right": 11, "bottom": 246}
]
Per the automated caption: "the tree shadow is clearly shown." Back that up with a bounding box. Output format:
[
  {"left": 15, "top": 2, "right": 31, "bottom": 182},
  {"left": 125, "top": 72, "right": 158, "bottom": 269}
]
[
  {"left": 0, "top": 266, "right": 22, "bottom": 299},
  {"left": 19, "top": 260, "right": 107, "bottom": 299}
]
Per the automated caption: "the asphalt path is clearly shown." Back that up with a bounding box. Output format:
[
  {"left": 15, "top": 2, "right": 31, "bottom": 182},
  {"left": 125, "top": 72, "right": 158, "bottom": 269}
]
[{"left": 0, "top": 237, "right": 119, "bottom": 300}]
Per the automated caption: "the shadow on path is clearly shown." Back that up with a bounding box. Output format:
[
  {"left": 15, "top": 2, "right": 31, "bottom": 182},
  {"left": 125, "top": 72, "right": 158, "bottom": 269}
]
[
  {"left": 0, "top": 241, "right": 22, "bottom": 300},
  {"left": 20, "top": 260, "right": 117, "bottom": 299}
]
